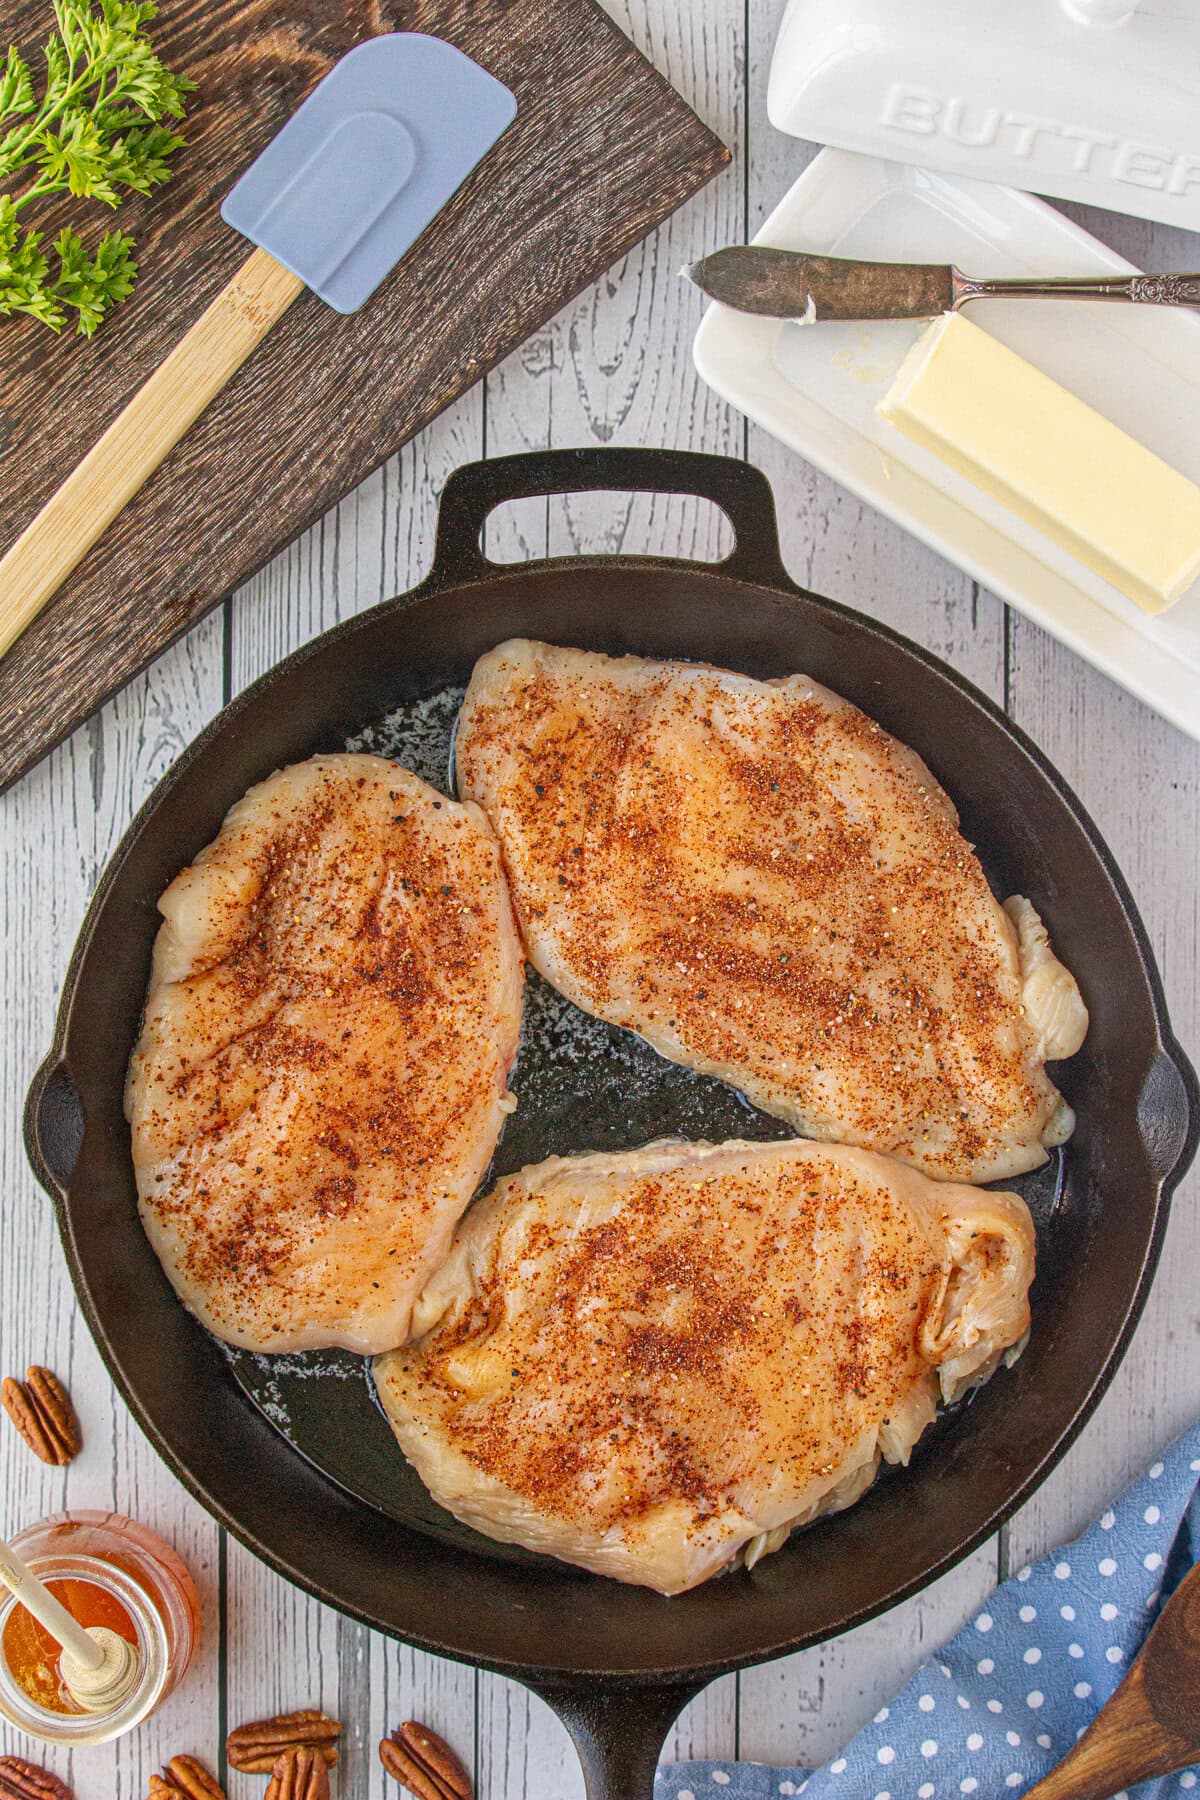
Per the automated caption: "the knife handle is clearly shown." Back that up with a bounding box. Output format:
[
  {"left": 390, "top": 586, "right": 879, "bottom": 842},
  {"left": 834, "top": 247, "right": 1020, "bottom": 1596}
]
[
  {"left": 952, "top": 271, "right": 1200, "bottom": 310},
  {"left": 0, "top": 246, "right": 304, "bottom": 663}
]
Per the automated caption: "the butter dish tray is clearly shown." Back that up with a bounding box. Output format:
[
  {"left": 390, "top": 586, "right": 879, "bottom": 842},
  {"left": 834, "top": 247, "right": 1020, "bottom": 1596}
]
[{"left": 693, "top": 148, "right": 1200, "bottom": 741}]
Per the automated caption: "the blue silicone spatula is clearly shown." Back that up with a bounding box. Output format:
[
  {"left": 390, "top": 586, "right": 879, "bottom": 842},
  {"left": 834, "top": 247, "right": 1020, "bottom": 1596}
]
[{"left": 0, "top": 34, "right": 516, "bottom": 659}]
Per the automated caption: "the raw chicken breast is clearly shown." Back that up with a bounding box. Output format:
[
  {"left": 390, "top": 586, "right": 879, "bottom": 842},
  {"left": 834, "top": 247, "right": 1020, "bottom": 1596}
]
[
  {"left": 126, "top": 754, "right": 523, "bottom": 1354},
  {"left": 374, "top": 1137, "right": 1034, "bottom": 1594},
  {"left": 456, "top": 641, "right": 1087, "bottom": 1183}
]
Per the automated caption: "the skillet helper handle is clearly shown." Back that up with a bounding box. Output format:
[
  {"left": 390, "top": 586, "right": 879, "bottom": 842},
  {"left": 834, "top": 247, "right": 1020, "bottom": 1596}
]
[
  {"left": 1136, "top": 1040, "right": 1199, "bottom": 1190},
  {"left": 0, "top": 246, "right": 304, "bottom": 661},
  {"left": 430, "top": 445, "right": 792, "bottom": 591},
  {"left": 531, "top": 1677, "right": 705, "bottom": 1800},
  {"left": 23, "top": 1056, "right": 86, "bottom": 1198}
]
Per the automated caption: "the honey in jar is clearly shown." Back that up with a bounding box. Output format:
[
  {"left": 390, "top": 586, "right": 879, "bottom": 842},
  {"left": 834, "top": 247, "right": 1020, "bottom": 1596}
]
[
  {"left": 0, "top": 1511, "right": 199, "bottom": 1746},
  {"left": 2, "top": 1576, "right": 139, "bottom": 1715}
]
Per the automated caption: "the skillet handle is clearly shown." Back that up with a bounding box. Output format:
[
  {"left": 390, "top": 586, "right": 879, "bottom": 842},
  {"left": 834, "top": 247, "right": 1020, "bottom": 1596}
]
[
  {"left": 1137, "top": 1039, "right": 1199, "bottom": 1190},
  {"left": 530, "top": 1676, "right": 705, "bottom": 1800},
  {"left": 428, "top": 446, "right": 792, "bottom": 592},
  {"left": 24, "top": 1055, "right": 86, "bottom": 1198}
]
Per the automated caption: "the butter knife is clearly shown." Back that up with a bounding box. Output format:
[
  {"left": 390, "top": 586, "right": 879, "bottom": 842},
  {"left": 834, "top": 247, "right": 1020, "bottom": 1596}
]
[{"left": 684, "top": 248, "right": 1200, "bottom": 321}]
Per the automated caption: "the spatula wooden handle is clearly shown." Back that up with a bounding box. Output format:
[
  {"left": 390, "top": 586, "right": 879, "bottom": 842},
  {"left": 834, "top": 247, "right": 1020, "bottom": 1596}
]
[{"left": 0, "top": 246, "right": 304, "bottom": 659}]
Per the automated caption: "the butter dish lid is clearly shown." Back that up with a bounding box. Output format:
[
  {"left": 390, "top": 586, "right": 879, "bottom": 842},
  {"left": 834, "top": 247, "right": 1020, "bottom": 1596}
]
[{"left": 767, "top": 0, "right": 1200, "bottom": 231}]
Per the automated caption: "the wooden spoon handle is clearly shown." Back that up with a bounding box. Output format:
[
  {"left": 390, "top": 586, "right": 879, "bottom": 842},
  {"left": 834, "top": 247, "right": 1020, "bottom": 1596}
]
[
  {"left": 0, "top": 246, "right": 304, "bottom": 660},
  {"left": 1024, "top": 1566, "right": 1200, "bottom": 1800}
]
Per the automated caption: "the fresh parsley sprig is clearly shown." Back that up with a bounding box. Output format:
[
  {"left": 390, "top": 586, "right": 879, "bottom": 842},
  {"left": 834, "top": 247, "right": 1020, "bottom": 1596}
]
[{"left": 1, "top": 0, "right": 192, "bottom": 336}]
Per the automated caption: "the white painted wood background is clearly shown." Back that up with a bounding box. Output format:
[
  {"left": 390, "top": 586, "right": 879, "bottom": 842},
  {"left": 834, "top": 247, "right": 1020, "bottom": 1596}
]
[{"left": 2, "top": 0, "right": 1198, "bottom": 1793}]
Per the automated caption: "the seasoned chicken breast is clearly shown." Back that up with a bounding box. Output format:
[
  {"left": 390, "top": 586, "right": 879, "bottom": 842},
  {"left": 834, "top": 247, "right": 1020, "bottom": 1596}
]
[
  {"left": 375, "top": 1137, "right": 1034, "bottom": 1594},
  {"left": 456, "top": 641, "right": 1087, "bottom": 1183},
  {"left": 126, "top": 754, "right": 523, "bottom": 1354}
]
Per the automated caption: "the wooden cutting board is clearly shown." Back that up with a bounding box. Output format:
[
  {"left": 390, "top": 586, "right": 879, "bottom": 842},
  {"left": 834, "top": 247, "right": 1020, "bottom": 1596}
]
[{"left": 0, "top": 0, "right": 728, "bottom": 794}]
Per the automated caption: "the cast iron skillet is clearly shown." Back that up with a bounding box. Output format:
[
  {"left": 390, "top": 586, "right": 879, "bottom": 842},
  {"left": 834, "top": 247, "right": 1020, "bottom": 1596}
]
[{"left": 25, "top": 448, "right": 1198, "bottom": 1798}]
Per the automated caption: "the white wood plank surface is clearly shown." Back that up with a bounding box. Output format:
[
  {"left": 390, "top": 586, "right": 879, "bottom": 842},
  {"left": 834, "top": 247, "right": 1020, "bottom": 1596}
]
[{"left": 1, "top": 2, "right": 1197, "bottom": 1796}]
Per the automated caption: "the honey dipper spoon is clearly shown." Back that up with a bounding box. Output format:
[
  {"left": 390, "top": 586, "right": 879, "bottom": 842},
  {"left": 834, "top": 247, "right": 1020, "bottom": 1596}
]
[{"left": 1023, "top": 1557, "right": 1200, "bottom": 1799}]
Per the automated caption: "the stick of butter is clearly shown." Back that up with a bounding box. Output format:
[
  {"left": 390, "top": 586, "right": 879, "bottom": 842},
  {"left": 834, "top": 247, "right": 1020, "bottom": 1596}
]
[{"left": 877, "top": 311, "right": 1200, "bottom": 615}]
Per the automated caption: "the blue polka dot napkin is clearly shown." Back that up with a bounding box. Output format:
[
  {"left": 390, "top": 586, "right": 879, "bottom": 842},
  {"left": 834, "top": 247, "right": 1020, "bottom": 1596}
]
[{"left": 657, "top": 1420, "right": 1200, "bottom": 1800}]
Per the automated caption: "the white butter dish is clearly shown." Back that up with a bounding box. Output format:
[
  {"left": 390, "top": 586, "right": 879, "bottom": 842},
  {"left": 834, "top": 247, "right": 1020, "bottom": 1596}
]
[{"left": 692, "top": 148, "right": 1200, "bottom": 742}]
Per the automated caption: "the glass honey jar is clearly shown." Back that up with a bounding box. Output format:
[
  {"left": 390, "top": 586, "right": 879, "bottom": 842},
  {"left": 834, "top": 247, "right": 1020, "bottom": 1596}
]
[{"left": 0, "top": 1511, "right": 200, "bottom": 1746}]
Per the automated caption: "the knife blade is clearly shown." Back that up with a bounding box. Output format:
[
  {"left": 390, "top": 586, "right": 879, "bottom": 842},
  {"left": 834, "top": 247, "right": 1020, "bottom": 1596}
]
[{"left": 685, "top": 247, "right": 954, "bottom": 321}]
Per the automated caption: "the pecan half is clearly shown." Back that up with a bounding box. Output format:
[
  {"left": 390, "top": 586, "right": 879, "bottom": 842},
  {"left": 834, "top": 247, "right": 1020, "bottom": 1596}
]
[
  {"left": 226, "top": 1709, "right": 341, "bottom": 1774},
  {"left": 147, "top": 1780, "right": 185, "bottom": 1800},
  {"left": 0, "top": 1758, "right": 73, "bottom": 1800},
  {"left": 162, "top": 1756, "right": 224, "bottom": 1800},
  {"left": 1, "top": 1367, "right": 80, "bottom": 1465},
  {"left": 379, "top": 1722, "right": 473, "bottom": 1800},
  {"left": 264, "top": 1749, "right": 329, "bottom": 1800}
]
